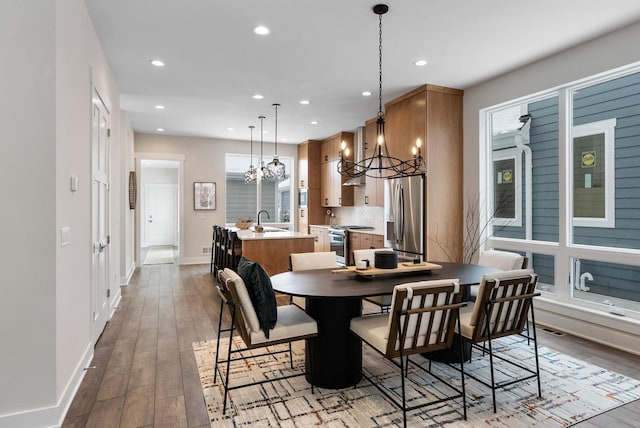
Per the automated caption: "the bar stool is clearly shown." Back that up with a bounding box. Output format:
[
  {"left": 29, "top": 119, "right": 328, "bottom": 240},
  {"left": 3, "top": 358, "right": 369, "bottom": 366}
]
[
  {"left": 225, "top": 229, "right": 242, "bottom": 271},
  {"left": 214, "top": 226, "right": 227, "bottom": 278},
  {"left": 214, "top": 225, "right": 218, "bottom": 274}
]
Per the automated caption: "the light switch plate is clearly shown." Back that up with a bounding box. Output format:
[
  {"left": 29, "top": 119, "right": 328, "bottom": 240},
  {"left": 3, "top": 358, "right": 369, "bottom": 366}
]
[
  {"left": 61, "top": 227, "right": 71, "bottom": 247},
  {"left": 70, "top": 176, "right": 79, "bottom": 192}
]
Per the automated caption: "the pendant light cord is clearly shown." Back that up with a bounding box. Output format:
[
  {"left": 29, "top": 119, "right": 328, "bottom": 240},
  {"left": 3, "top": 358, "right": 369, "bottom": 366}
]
[
  {"left": 273, "top": 103, "right": 280, "bottom": 156},
  {"left": 378, "top": 12, "right": 383, "bottom": 118}
]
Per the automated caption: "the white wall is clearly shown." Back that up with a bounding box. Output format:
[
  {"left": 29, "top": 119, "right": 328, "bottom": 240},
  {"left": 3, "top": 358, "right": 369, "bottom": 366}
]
[
  {"left": 0, "top": 0, "right": 122, "bottom": 425},
  {"left": 135, "top": 133, "right": 298, "bottom": 263},
  {"left": 0, "top": 1, "right": 57, "bottom": 416},
  {"left": 120, "top": 112, "right": 136, "bottom": 284}
]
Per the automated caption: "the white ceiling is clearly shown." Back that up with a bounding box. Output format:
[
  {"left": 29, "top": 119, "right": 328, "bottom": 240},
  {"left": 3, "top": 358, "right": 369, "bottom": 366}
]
[{"left": 85, "top": 0, "right": 640, "bottom": 144}]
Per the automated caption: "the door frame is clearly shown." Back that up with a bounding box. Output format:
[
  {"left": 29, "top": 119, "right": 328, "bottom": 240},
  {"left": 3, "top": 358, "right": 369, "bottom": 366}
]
[
  {"left": 90, "top": 80, "right": 112, "bottom": 345},
  {"left": 135, "top": 153, "right": 185, "bottom": 267}
]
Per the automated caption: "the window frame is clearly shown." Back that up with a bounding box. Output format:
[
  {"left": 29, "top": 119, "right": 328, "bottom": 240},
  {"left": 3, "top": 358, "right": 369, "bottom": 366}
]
[
  {"left": 492, "top": 148, "right": 522, "bottom": 227},
  {"left": 571, "top": 118, "right": 617, "bottom": 228}
]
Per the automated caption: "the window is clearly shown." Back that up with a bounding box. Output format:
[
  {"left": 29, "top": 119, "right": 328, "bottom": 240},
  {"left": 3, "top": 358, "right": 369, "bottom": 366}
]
[
  {"left": 481, "top": 65, "right": 640, "bottom": 320},
  {"left": 225, "top": 154, "right": 293, "bottom": 225},
  {"left": 493, "top": 150, "right": 521, "bottom": 226},
  {"left": 572, "top": 119, "right": 616, "bottom": 228}
]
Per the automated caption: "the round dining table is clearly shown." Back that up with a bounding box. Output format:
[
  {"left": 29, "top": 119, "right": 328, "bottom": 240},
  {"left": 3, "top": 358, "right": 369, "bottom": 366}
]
[{"left": 270, "top": 262, "right": 500, "bottom": 389}]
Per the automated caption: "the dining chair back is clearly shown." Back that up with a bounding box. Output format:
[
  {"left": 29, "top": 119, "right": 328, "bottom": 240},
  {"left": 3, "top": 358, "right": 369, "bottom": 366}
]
[
  {"left": 350, "top": 279, "right": 467, "bottom": 427},
  {"left": 353, "top": 248, "right": 393, "bottom": 310},
  {"left": 288, "top": 251, "right": 338, "bottom": 308},
  {"left": 457, "top": 269, "right": 541, "bottom": 413},
  {"left": 289, "top": 251, "right": 338, "bottom": 271},
  {"left": 215, "top": 268, "right": 318, "bottom": 414},
  {"left": 470, "top": 250, "right": 528, "bottom": 299}
]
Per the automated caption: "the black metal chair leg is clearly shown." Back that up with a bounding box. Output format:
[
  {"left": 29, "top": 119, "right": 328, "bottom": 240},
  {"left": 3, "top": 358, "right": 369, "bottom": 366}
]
[
  {"left": 485, "top": 303, "right": 497, "bottom": 413},
  {"left": 213, "top": 299, "right": 225, "bottom": 383},
  {"left": 222, "top": 307, "right": 236, "bottom": 415},
  {"left": 457, "top": 313, "right": 467, "bottom": 420},
  {"left": 530, "top": 305, "right": 542, "bottom": 397}
]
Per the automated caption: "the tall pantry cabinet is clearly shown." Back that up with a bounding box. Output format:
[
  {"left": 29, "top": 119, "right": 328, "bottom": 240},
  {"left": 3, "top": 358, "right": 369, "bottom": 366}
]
[{"left": 383, "top": 84, "right": 464, "bottom": 262}]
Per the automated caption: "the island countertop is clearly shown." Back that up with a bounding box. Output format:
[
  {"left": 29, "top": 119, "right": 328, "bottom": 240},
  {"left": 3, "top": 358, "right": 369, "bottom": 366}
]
[{"left": 236, "top": 228, "right": 313, "bottom": 240}]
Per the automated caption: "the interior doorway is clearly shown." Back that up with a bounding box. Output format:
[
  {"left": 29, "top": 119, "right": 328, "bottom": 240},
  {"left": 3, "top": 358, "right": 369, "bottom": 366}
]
[{"left": 138, "top": 159, "right": 181, "bottom": 265}]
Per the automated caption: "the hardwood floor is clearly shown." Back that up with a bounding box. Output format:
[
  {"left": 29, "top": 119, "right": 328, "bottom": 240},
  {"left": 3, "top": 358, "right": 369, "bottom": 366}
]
[{"left": 62, "top": 263, "right": 639, "bottom": 427}]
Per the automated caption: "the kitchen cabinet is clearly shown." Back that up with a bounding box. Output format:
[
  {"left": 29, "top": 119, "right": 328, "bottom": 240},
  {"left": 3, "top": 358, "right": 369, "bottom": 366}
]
[
  {"left": 363, "top": 117, "right": 385, "bottom": 206},
  {"left": 320, "top": 132, "right": 354, "bottom": 207},
  {"left": 383, "top": 84, "right": 464, "bottom": 262},
  {"left": 348, "top": 231, "right": 384, "bottom": 265},
  {"left": 309, "top": 226, "right": 330, "bottom": 252},
  {"left": 297, "top": 140, "right": 324, "bottom": 233}
]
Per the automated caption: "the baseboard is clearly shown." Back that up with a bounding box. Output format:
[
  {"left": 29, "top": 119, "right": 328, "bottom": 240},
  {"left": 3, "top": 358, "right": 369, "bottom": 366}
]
[
  {"left": 536, "top": 298, "right": 640, "bottom": 356},
  {"left": 0, "top": 342, "right": 93, "bottom": 428},
  {"left": 119, "top": 262, "right": 136, "bottom": 285},
  {"left": 109, "top": 288, "right": 122, "bottom": 320},
  {"left": 180, "top": 256, "right": 210, "bottom": 265}
]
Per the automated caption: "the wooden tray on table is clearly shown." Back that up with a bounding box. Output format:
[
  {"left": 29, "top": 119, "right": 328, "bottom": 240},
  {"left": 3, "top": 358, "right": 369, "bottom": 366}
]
[{"left": 332, "top": 262, "right": 442, "bottom": 278}]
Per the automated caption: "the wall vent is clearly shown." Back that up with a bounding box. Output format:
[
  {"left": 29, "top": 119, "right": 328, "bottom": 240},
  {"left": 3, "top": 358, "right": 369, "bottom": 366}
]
[
  {"left": 202, "top": 246, "right": 212, "bottom": 254},
  {"left": 541, "top": 327, "right": 565, "bottom": 336}
]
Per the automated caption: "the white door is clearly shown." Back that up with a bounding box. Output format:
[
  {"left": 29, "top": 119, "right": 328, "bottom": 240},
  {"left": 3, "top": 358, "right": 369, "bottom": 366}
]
[
  {"left": 145, "top": 184, "right": 177, "bottom": 246},
  {"left": 91, "top": 87, "right": 110, "bottom": 343}
]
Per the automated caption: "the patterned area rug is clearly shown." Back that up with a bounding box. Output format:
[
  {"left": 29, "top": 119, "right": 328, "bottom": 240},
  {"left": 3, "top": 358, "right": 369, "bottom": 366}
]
[
  {"left": 193, "top": 335, "right": 640, "bottom": 427},
  {"left": 143, "top": 245, "right": 174, "bottom": 265}
]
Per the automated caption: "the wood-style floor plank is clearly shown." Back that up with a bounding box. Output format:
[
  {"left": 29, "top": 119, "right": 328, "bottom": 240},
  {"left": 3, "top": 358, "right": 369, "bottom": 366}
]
[{"left": 62, "top": 263, "right": 640, "bottom": 428}]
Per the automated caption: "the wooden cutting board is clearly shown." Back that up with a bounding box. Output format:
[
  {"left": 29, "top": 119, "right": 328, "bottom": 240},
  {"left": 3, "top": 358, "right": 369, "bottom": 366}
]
[{"left": 332, "top": 262, "right": 442, "bottom": 277}]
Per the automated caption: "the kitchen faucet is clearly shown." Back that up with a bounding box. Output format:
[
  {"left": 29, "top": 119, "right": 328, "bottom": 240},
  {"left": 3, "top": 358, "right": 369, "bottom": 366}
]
[{"left": 257, "top": 210, "right": 270, "bottom": 225}]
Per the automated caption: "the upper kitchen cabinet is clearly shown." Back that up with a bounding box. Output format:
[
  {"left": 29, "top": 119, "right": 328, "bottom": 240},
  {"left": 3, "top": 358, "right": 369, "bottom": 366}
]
[
  {"left": 298, "top": 140, "right": 321, "bottom": 188},
  {"left": 384, "top": 84, "right": 464, "bottom": 262},
  {"left": 297, "top": 140, "right": 324, "bottom": 233},
  {"left": 321, "top": 132, "right": 354, "bottom": 207}
]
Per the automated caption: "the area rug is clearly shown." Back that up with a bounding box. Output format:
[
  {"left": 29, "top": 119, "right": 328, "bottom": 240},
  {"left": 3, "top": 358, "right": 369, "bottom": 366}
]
[
  {"left": 193, "top": 335, "right": 640, "bottom": 427},
  {"left": 143, "top": 245, "right": 175, "bottom": 265}
]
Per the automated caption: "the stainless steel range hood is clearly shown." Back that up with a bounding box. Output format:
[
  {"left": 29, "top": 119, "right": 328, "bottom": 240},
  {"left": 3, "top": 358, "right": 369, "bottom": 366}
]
[{"left": 343, "top": 126, "right": 366, "bottom": 186}]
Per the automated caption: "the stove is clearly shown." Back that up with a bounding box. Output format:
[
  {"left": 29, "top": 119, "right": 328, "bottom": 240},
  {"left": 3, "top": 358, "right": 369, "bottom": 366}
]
[
  {"left": 328, "top": 226, "right": 375, "bottom": 265},
  {"left": 328, "top": 225, "right": 375, "bottom": 234}
]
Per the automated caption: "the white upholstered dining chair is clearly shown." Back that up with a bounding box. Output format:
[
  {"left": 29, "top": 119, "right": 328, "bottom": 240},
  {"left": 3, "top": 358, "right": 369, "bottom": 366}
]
[
  {"left": 457, "top": 269, "right": 540, "bottom": 413},
  {"left": 470, "top": 250, "right": 528, "bottom": 299},
  {"left": 353, "top": 248, "right": 393, "bottom": 311},
  {"left": 350, "top": 279, "right": 467, "bottom": 427},
  {"left": 215, "top": 268, "right": 318, "bottom": 414},
  {"left": 289, "top": 251, "right": 338, "bottom": 308}
]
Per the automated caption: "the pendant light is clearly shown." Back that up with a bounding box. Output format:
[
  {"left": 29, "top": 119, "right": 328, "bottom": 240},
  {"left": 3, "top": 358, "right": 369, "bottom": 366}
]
[
  {"left": 337, "top": 4, "right": 426, "bottom": 179},
  {"left": 243, "top": 125, "right": 257, "bottom": 184},
  {"left": 258, "top": 115, "right": 275, "bottom": 181},
  {"left": 266, "top": 103, "right": 286, "bottom": 180}
]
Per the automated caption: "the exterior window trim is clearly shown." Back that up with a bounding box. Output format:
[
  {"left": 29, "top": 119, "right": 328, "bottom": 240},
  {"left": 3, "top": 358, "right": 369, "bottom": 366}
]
[
  {"left": 571, "top": 118, "right": 616, "bottom": 228},
  {"left": 492, "top": 148, "right": 522, "bottom": 227}
]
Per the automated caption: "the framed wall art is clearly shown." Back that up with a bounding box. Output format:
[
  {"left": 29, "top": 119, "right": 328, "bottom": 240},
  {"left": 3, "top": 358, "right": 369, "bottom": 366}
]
[{"left": 194, "top": 182, "right": 216, "bottom": 210}]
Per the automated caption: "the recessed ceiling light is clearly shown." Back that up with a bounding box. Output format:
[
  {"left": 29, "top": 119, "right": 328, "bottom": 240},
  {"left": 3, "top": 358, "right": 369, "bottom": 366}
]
[
  {"left": 155, "top": 105, "right": 165, "bottom": 110},
  {"left": 227, "top": 127, "right": 235, "bottom": 131},
  {"left": 362, "top": 91, "right": 372, "bottom": 96},
  {"left": 150, "top": 59, "right": 165, "bottom": 67},
  {"left": 310, "top": 121, "right": 318, "bottom": 125},
  {"left": 253, "top": 26, "right": 270, "bottom": 35},
  {"left": 414, "top": 59, "right": 428, "bottom": 66},
  {"left": 156, "top": 128, "right": 164, "bottom": 132},
  {"left": 299, "top": 100, "right": 310, "bottom": 105},
  {"left": 253, "top": 94, "right": 264, "bottom": 100}
]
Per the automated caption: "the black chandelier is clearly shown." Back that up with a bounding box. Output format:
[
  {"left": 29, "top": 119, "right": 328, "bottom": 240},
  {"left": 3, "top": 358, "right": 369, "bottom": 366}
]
[{"left": 337, "top": 4, "right": 426, "bottom": 179}]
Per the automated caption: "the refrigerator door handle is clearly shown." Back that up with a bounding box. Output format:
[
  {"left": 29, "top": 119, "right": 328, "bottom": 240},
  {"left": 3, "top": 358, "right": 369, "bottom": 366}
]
[{"left": 397, "top": 186, "right": 404, "bottom": 244}]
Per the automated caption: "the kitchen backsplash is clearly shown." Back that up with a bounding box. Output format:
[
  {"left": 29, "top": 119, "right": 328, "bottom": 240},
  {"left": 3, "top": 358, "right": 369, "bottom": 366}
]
[{"left": 331, "top": 206, "right": 384, "bottom": 232}]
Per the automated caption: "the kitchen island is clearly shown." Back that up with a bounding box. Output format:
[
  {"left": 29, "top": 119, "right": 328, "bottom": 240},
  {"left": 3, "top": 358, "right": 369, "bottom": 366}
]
[{"left": 236, "top": 228, "right": 315, "bottom": 275}]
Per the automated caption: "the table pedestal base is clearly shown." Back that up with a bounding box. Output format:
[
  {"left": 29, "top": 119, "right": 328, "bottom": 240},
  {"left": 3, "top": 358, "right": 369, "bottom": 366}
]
[{"left": 305, "top": 297, "right": 362, "bottom": 389}]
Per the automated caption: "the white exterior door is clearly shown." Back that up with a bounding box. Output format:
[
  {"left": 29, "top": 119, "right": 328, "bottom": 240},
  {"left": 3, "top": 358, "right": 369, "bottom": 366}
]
[
  {"left": 91, "top": 87, "right": 110, "bottom": 343},
  {"left": 145, "top": 184, "right": 178, "bottom": 246}
]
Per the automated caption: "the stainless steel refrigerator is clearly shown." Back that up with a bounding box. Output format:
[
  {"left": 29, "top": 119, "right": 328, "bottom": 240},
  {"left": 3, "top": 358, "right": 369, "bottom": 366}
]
[{"left": 384, "top": 175, "right": 424, "bottom": 260}]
